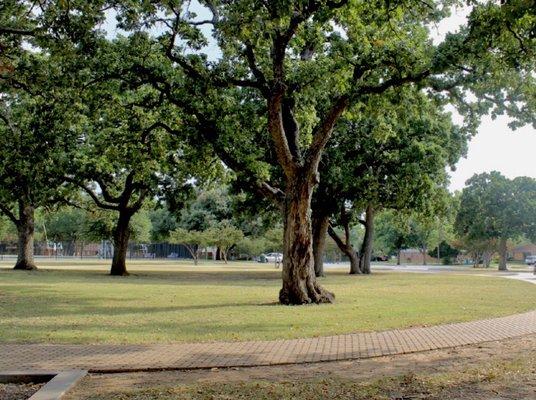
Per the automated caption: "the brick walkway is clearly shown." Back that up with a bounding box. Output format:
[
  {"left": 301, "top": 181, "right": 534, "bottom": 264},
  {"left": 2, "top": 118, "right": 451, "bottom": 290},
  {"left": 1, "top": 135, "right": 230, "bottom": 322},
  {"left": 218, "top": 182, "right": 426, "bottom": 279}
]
[{"left": 1, "top": 311, "right": 535, "bottom": 373}]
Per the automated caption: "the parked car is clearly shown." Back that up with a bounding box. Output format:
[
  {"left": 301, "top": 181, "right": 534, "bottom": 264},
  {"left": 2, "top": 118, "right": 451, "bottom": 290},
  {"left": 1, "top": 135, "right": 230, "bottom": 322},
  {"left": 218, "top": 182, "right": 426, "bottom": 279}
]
[
  {"left": 259, "top": 252, "right": 283, "bottom": 264},
  {"left": 525, "top": 255, "right": 536, "bottom": 265}
]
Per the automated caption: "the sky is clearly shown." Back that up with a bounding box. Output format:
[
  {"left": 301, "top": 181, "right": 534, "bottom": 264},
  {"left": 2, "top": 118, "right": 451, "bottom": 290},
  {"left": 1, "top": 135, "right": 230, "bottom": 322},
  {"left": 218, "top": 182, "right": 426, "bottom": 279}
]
[
  {"left": 432, "top": 6, "right": 536, "bottom": 191},
  {"left": 103, "top": 3, "right": 536, "bottom": 192}
]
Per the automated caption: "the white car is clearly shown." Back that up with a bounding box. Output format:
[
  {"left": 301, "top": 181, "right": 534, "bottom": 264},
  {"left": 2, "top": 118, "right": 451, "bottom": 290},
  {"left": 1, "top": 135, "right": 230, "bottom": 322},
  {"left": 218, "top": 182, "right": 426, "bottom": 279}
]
[
  {"left": 525, "top": 255, "right": 536, "bottom": 265},
  {"left": 259, "top": 252, "right": 283, "bottom": 263}
]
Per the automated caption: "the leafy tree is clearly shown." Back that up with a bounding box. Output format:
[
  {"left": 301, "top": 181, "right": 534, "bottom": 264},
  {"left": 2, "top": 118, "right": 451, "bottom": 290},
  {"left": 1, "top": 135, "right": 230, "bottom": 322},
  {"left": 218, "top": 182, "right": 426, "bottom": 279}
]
[
  {"left": 455, "top": 172, "right": 536, "bottom": 270},
  {"left": 263, "top": 227, "right": 284, "bottom": 253},
  {"left": 113, "top": 0, "right": 535, "bottom": 304},
  {"left": 0, "top": 59, "right": 79, "bottom": 269},
  {"left": 236, "top": 236, "right": 267, "bottom": 260},
  {"left": 0, "top": 215, "right": 17, "bottom": 242},
  {"left": 66, "top": 38, "right": 215, "bottom": 276},
  {"left": 452, "top": 236, "right": 497, "bottom": 268},
  {"left": 0, "top": 1, "right": 110, "bottom": 269},
  {"left": 429, "top": 241, "right": 460, "bottom": 266},
  {"left": 169, "top": 228, "right": 212, "bottom": 265},
  {"left": 81, "top": 206, "right": 152, "bottom": 244},
  {"left": 410, "top": 215, "right": 442, "bottom": 266},
  {"left": 314, "top": 88, "right": 465, "bottom": 275},
  {"left": 375, "top": 211, "right": 418, "bottom": 265},
  {"left": 206, "top": 224, "right": 244, "bottom": 263},
  {"left": 5, "top": 1, "right": 536, "bottom": 303},
  {"left": 43, "top": 207, "right": 86, "bottom": 243},
  {"left": 148, "top": 208, "right": 178, "bottom": 242},
  {"left": 179, "top": 187, "right": 233, "bottom": 231}
]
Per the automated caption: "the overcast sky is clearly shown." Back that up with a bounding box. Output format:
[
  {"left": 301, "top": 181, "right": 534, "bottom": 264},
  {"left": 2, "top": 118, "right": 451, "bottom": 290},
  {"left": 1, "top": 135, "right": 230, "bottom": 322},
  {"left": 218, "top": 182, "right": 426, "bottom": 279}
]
[{"left": 433, "top": 6, "right": 536, "bottom": 191}]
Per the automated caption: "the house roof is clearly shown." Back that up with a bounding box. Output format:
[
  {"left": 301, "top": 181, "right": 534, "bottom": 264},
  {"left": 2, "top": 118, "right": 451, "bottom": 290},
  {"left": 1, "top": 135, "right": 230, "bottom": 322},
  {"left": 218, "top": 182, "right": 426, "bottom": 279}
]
[{"left": 512, "top": 243, "right": 536, "bottom": 253}]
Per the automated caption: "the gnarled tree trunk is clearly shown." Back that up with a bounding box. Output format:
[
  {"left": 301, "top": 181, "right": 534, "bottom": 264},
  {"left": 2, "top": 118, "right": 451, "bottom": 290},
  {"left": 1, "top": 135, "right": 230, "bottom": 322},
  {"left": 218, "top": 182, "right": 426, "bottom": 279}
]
[
  {"left": 110, "top": 209, "right": 132, "bottom": 276},
  {"left": 498, "top": 237, "right": 508, "bottom": 271},
  {"left": 358, "top": 205, "right": 374, "bottom": 274},
  {"left": 312, "top": 210, "right": 330, "bottom": 277},
  {"left": 14, "top": 203, "right": 37, "bottom": 270},
  {"left": 279, "top": 177, "right": 334, "bottom": 305}
]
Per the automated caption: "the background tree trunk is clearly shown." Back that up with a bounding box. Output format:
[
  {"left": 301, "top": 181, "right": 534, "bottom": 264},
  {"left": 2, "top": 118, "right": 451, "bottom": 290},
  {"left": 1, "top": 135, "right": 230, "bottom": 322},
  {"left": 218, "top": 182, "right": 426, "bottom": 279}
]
[
  {"left": 279, "top": 178, "right": 334, "bottom": 305},
  {"left": 14, "top": 203, "right": 37, "bottom": 270},
  {"left": 397, "top": 249, "right": 401, "bottom": 266},
  {"left": 358, "top": 205, "right": 374, "bottom": 274},
  {"left": 110, "top": 210, "right": 132, "bottom": 276},
  {"left": 422, "top": 247, "right": 427, "bottom": 265},
  {"left": 483, "top": 250, "right": 492, "bottom": 268},
  {"left": 327, "top": 226, "right": 361, "bottom": 275},
  {"left": 498, "top": 237, "right": 508, "bottom": 271},
  {"left": 312, "top": 211, "right": 330, "bottom": 277}
]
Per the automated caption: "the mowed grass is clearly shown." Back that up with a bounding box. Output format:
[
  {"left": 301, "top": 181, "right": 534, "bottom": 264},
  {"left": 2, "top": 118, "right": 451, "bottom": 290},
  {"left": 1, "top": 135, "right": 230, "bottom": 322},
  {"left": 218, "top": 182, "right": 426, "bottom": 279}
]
[{"left": 0, "top": 259, "right": 535, "bottom": 345}]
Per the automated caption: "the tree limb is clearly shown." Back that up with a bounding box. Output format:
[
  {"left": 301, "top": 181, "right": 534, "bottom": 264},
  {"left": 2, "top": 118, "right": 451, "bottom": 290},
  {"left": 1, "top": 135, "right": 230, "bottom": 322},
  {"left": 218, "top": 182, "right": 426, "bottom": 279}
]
[{"left": 0, "top": 203, "right": 19, "bottom": 225}]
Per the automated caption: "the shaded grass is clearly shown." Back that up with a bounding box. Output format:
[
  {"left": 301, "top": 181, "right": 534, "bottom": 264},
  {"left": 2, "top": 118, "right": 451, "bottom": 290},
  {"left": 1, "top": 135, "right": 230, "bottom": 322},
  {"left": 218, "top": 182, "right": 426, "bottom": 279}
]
[{"left": 0, "top": 260, "right": 534, "bottom": 344}]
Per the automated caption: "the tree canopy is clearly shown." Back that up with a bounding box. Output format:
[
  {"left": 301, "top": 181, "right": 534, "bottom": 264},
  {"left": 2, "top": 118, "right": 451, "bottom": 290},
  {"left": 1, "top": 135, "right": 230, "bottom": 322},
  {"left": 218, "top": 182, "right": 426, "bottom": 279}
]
[{"left": 455, "top": 171, "right": 536, "bottom": 270}]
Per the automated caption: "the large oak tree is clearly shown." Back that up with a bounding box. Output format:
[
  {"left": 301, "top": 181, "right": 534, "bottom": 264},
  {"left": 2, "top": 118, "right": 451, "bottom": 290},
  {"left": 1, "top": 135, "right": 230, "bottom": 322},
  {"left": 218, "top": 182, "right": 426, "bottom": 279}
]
[{"left": 109, "top": 0, "right": 536, "bottom": 304}]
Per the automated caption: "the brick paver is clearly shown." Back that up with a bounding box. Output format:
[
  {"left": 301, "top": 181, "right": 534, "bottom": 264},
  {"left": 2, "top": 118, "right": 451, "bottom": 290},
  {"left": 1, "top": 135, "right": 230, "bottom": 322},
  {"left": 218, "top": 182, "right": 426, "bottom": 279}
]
[{"left": 1, "top": 311, "right": 535, "bottom": 373}]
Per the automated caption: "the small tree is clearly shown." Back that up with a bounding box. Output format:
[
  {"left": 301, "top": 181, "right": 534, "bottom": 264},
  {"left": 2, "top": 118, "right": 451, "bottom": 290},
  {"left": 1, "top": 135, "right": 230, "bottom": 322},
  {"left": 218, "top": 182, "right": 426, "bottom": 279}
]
[
  {"left": 207, "top": 225, "right": 244, "bottom": 264},
  {"left": 169, "top": 228, "right": 211, "bottom": 265},
  {"left": 236, "top": 236, "right": 267, "bottom": 260}
]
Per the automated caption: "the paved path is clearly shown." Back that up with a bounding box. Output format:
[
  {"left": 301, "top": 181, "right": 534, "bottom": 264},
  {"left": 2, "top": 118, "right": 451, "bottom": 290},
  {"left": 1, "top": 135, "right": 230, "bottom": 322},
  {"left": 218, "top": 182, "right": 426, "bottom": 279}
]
[
  {"left": 498, "top": 272, "right": 536, "bottom": 285},
  {"left": 1, "top": 311, "right": 535, "bottom": 373}
]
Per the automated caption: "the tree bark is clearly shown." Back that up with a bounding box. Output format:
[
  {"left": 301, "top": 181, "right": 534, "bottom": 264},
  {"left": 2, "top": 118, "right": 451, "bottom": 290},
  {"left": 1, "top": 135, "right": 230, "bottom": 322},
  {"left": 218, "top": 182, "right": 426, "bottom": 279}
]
[
  {"left": 498, "top": 237, "right": 508, "bottom": 271},
  {"left": 422, "top": 248, "right": 427, "bottom": 265},
  {"left": 358, "top": 205, "right": 374, "bottom": 274},
  {"left": 110, "top": 209, "right": 132, "bottom": 276},
  {"left": 312, "top": 211, "right": 330, "bottom": 277},
  {"left": 483, "top": 250, "right": 492, "bottom": 268},
  {"left": 279, "top": 177, "right": 334, "bottom": 305},
  {"left": 14, "top": 203, "right": 37, "bottom": 270},
  {"left": 327, "top": 226, "right": 361, "bottom": 275},
  {"left": 396, "top": 249, "right": 401, "bottom": 266}
]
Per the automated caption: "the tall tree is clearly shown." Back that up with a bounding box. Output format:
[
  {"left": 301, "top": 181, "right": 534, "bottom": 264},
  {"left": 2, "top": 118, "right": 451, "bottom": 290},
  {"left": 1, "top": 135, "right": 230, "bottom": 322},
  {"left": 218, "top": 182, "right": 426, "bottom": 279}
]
[
  {"left": 0, "top": 1, "right": 116, "bottom": 269},
  {"left": 455, "top": 172, "right": 536, "bottom": 271},
  {"left": 314, "top": 89, "right": 465, "bottom": 276},
  {"left": 0, "top": 59, "right": 79, "bottom": 269},
  {"left": 113, "top": 0, "right": 536, "bottom": 304},
  {"left": 66, "top": 38, "right": 215, "bottom": 276}
]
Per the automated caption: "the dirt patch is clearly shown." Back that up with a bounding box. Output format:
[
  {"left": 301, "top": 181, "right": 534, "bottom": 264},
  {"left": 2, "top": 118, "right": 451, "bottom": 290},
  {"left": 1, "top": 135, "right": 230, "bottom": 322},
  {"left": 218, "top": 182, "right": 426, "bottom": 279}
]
[
  {"left": 66, "top": 334, "right": 536, "bottom": 399},
  {"left": 0, "top": 382, "right": 44, "bottom": 400}
]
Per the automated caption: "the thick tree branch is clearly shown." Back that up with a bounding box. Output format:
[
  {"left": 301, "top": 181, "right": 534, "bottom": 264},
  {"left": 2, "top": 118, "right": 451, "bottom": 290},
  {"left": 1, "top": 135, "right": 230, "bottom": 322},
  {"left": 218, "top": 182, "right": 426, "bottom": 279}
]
[
  {"left": 328, "top": 224, "right": 349, "bottom": 251},
  {"left": 0, "top": 203, "right": 19, "bottom": 225},
  {"left": 259, "top": 182, "right": 285, "bottom": 211},
  {"left": 305, "top": 95, "right": 350, "bottom": 178},
  {"left": 267, "top": 92, "right": 297, "bottom": 178},
  {"left": 95, "top": 178, "right": 122, "bottom": 204},
  {"left": 64, "top": 177, "right": 119, "bottom": 211},
  {"left": 0, "top": 26, "right": 35, "bottom": 36}
]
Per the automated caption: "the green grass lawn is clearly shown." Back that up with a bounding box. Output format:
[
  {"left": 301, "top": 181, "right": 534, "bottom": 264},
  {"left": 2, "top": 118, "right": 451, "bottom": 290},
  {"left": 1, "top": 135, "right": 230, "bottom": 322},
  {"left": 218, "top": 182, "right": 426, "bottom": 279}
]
[{"left": 0, "top": 260, "right": 534, "bottom": 345}]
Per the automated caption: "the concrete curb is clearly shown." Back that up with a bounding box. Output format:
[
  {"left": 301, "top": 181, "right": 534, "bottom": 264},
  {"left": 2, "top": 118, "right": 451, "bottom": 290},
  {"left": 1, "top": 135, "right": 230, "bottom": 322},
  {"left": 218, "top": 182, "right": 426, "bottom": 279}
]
[{"left": 0, "top": 370, "right": 87, "bottom": 400}]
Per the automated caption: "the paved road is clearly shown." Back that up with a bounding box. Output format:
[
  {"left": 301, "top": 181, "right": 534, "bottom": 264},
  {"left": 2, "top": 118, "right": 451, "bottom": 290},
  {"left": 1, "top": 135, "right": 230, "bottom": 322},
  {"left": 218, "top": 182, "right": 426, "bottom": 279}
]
[{"left": 325, "top": 262, "right": 536, "bottom": 284}]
